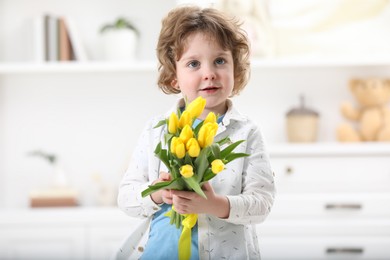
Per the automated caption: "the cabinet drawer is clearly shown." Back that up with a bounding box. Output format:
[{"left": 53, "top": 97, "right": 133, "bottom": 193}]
[
  {"left": 0, "top": 225, "right": 85, "bottom": 260},
  {"left": 258, "top": 219, "right": 390, "bottom": 237},
  {"left": 258, "top": 236, "right": 390, "bottom": 260},
  {"left": 87, "top": 223, "right": 139, "bottom": 260},
  {"left": 271, "top": 156, "right": 390, "bottom": 192},
  {"left": 269, "top": 193, "right": 390, "bottom": 218}
]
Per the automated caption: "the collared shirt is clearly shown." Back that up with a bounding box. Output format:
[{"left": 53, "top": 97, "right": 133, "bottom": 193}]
[{"left": 115, "top": 99, "right": 276, "bottom": 260}]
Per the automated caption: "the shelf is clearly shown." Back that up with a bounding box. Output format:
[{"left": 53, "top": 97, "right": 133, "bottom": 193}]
[
  {"left": 0, "top": 61, "right": 159, "bottom": 74},
  {"left": 0, "top": 207, "right": 131, "bottom": 225},
  {"left": 268, "top": 142, "right": 390, "bottom": 157},
  {"left": 1, "top": 56, "right": 390, "bottom": 74},
  {"left": 251, "top": 56, "right": 390, "bottom": 68}
]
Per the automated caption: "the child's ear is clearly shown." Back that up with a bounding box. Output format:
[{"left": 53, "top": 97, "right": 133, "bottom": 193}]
[{"left": 171, "top": 79, "right": 179, "bottom": 90}]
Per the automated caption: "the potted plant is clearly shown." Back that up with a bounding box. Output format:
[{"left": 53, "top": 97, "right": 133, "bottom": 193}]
[
  {"left": 100, "top": 17, "right": 140, "bottom": 61},
  {"left": 28, "top": 150, "right": 69, "bottom": 188}
]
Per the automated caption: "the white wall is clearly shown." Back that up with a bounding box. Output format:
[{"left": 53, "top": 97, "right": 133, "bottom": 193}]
[{"left": 1, "top": 71, "right": 178, "bottom": 207}]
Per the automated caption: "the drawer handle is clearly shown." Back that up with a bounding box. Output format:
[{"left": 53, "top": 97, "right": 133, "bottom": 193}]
[
  {"left": 326, "top": 247, "right": 364, "bottom": 255},
  {"left": 285, "top": 166, "right": 293, "bottom": 175},
  {"left": 325, "top": 203, "right": 362, "bottom": 210}
]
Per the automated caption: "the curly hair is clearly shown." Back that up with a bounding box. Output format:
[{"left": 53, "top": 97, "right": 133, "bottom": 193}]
[{"left": 156, "top": 5, "right": 251, "bottom": 96}]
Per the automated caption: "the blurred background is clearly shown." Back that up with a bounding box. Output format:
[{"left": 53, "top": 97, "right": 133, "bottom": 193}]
[{"left": 0, "top": 0, "right": 389, "bottom": 259}]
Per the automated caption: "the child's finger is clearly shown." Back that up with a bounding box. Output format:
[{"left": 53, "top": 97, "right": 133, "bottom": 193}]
[
  {"left": 202, "top": 181, "right": 212, "bottom": 191},
  {"left": 159, "top": 171, "right": 171, "bottom": 181},
  {"left": 171, "top": 190, "right": 201, "bottom": 200}
]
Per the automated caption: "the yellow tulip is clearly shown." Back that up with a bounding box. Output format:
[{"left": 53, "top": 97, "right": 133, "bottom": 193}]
[
  {"left": 204, "top": 112, "right": 217, "bottom": 125},
  {"left": 179, "top": 125, "right": 193, "bottom": 144},
  {"left": 168, "top": 112, "right": 179, "bottom": 134},
  {"left": 179, "top": 111, "right": 192, "bottom": 128},
  {"left": 186, "top": 138, "right": 200, "bottom": 157},
  {"left": 197, "top": 122, "right": 218, "bottom": 148},
  {"left": 185, "top": 96, "right": 206, "bottom": 119},
  {"left": 180, "top": 164, "right": 194, "bottom": 178},
  {"left": 211, "top": 159, "right": 225, "bottom": 174},
  {"left": 171, "top": 137, "right": 185, "bottom": 159}
]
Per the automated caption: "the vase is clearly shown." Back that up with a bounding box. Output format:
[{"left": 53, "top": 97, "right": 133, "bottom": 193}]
[
  {"left": 52, "top": 164, "right": 69, "bottom": 188},
  {"left": 101, "top": 29, "right": 138, "bottom": 61}
]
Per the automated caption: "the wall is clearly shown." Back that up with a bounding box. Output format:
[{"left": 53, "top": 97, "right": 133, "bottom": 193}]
[{"left": 1, "top": 71, "right": 178, "bottom": 207}]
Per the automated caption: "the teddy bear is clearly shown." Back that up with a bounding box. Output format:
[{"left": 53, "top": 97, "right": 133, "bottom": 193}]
[{"left": 337, "top": 78, "right": 390, "bottom": 142}]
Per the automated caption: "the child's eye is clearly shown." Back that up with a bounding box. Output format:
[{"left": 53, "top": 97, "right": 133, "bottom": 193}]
[
  {"left": 215, "top": 58, "right": 226, "bottom": 65},
  {"left": 188, "top": 61, "right": 200, "bottom": 68}
]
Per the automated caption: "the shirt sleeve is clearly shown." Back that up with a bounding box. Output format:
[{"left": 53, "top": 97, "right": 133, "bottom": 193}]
[
  {"left": 225, "top": 125, "right": 276, "bottom": 225},
  {"left": 117, "top": 119, "right": 163, "bottom": 219}
]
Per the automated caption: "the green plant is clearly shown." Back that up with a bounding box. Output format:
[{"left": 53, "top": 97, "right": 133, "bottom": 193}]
[
  {"left": 100, "top": 17, "right": 140, "bottom": 36},
  {"left": 28, "top": 150, "right": 57, "bottom": 165}
]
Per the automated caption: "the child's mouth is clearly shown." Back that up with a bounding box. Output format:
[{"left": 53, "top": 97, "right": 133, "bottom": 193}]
[{"left": 201, "top": 86, "right": 219, "bottom": 92}]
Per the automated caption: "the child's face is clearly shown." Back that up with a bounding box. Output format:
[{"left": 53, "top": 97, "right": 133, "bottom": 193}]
[{"left": 172, "top": 32, "right": 234, "bottom": 118}]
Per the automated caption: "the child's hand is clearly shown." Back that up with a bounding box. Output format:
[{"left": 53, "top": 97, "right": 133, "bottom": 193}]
[
  {"left": 171, "top": 182, "right": 230, "bottom": 219},
  {"left": 150, "top": 172, "right": 173, "bottom": 205}
]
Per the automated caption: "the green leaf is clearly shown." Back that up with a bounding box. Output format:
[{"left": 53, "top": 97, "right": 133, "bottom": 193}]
[
  {"left": 170, "top": 163, "right": 180, "bottom": 179},
  {"left": 201, "top": 169, "right": 215, "bottom": 183},
  {"left": 176, "top": 108, "right": 182, "bottom": 118},
  {"left": 184, "top": 153, "right": 193, "bottom": 165},
  {"left": 224, "top": 152, "right": 250, "bottom": 163},
  {"left": 220, "top": 140, "right": 246, "bottom": 159},
  {"left": 194, "top": 147, "right": 210, "bottom": 182},
  {"left": 183, "top": 176, "right": 207, "bottom": 199},
  {"left": 164, "top": 133, "right": 174, "bottom": 144},
  {"left": 193, "top": 120, "right": 204, "bottom": 136},
  {"left": 216, "top": 136, "right": 231, "bottom": 146},
  {"left": 141, "top": 178, "right": 184, "bottom": 197},
  {"left": 154, "top": 142, "right": 162, "bottom": 154},
  {"left": 154, "top": 119, "right": 167, "bottom": 129},
  {"left": 154, "top": 144, "right": 172, "bottom": 173},
  {"left": 210, "top": 143, "right": 220, "bottom": 159}
]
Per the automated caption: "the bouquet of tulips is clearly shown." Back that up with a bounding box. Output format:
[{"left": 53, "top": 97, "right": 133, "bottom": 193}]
[{"left": 141, "top": 96, "right": 248, "bottom": 259}]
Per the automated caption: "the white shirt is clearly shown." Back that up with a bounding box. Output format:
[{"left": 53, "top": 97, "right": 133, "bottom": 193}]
[{"left": 115, "top": 99, "right": 276, "bottom": 260}]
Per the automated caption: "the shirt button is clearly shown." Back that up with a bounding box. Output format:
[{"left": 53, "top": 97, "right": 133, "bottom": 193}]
[{"left": 138, "top": 246, "right": 144, "bottom": 252}]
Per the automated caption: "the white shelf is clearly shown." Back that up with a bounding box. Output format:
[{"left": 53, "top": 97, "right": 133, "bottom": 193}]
[
  {"left": 0, "top": 61, "right": 159, "bottom": 74},
  {"left": 0, "top": 207, "right": 130, "bottom": 225},
  {"left": 268, "top": 142, "right": 390, "bottom": 157},
  {"left": 251, "top": 56, "right": 390, "bottom": 68},
  {"left": 1, "top": 57, "right": 390, "bottom": 74}
]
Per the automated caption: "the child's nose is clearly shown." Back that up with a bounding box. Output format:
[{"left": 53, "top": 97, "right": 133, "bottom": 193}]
[{"left": 203, "top": 66, "right": 216, "bottom": 80}]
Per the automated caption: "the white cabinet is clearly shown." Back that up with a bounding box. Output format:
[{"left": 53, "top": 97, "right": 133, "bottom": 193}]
[
  {"left": 257, "top": 144, "right": 390, "bottom": 260},
  {"left": 259, "top": 236, "right": 390, "bottom": 260},
  {"left": 0, "top": 208, "right": 139, "bottom": 260},
  {"left": 87, "top": 225, "right": 138, "bottom": 260},
  {"left": 0, "top": 226, "right": 85, "bottom": 260}
]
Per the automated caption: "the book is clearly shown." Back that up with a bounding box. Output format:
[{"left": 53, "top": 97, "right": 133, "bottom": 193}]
[
  {"left": 47, "top": 14, "right": 58, "bottom": 61},
  {"left": 33, "top": 14, "right": 86, "bottom": 62},
  {"left": 32, "top": 15, "right": 45, "bottom": 62},
  {"left": 58, "top": 17, "right": 73, "bottom": 61},
  {"left": 63, "top": 16, "right": 88, "bottom": 61}
]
